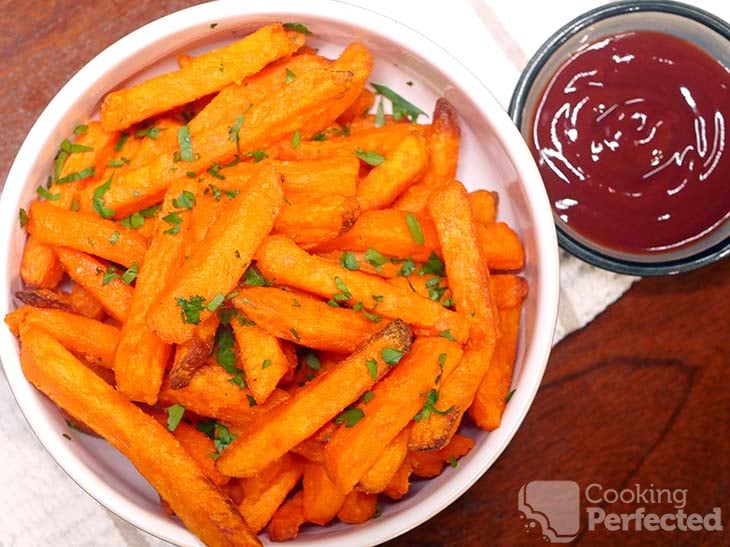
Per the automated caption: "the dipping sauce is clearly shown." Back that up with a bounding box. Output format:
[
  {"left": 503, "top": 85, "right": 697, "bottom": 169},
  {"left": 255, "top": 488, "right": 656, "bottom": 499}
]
[{"left": 531, "top": 31, "right": 730, "bottom": 254}]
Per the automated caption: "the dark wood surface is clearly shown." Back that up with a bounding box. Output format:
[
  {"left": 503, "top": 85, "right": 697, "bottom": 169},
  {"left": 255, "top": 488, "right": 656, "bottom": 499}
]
[{"left": 2, "top": 2, "right": 727, "bottom": 546}]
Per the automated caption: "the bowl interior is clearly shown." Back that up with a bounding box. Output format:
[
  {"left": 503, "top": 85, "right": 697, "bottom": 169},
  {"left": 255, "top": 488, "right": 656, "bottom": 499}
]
[
  {"left": 515, "top": 8, "right": 730, "bottom": 267},
  {"left": 0, "top": 2, "right": 558, "bottom": 546}
]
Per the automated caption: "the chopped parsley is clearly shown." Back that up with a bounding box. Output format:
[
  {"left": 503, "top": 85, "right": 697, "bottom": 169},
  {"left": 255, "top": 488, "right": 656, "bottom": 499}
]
[
  {"left": 362, "top": 391, "right": 374, "bottom": 404},
  {"left": 328, "top": 276, "right": 352, "bottom": 306},
  {"left": 505, "top": 389, "right": 516, "bottom": 404},
  {"left": 36, "top": 186, "right": 60, "bottom": 201},
  {"left": 102, "top": 266, "right": 119, "bottom": 286},
  {"left": 243, "top": 265, "right": 269, "bottom": 286},
  {"left": 172, "top": 190, "right": 196, "bottom": 210},
  {"left": 374, "top": 98, "right": 385, "bottom": 128},
  {"left": 73, "top": 124, "right": 89, "bottom": 136},
  {"left": 420, "top": 252, "right": 445, "bottom": 276},
  {"left": 109, "top": 231, "right": 120, "bottom": 245},
  {"left": 115, "top": 133, "right": 130, "bottom": 151},
  {"left": 57, "top": 166, "right": 95, "bottom": 185},
  {"left": 335, "top": 407, "right": 364, "bottom": 428},
  {"left": 405, "top": 213, "right": 425, "bottom": 245},
  {"left": 228, "top": 115, "right": 244, "bottom": 153},
  {"left": 120, "top": 262, "right": 138, "bottom": 284},
  {"left": 177, "top": 125, "right": 194, "bottom": 162},
  {"left": 135, "top": 126, "right": 164, "bottom": 140},
  {"left": 364, "top": 247, "right": 387, "bottom": 271},
  {"left": 426, "top": 277, "right": 448, "bottom": 302},
  {"left": 206, "top": 163, "right": 225, "bottom": 180},
  {"left": 438, "top": 329, "right": 456, "bottom": 342},
  {"left": 414, "top": 388, "right": 454, "bottom": 422},
  {"left": 92, "top": 177, "right": 115, "bottom": 218},
  {"left": 206, "top": 293, "right": 225, "bottom": 312},
  {"left": 215, "top": 326, "right": 246, "bottom": 388},
  {"left": 291, "top": 129, "right": 301, "bottom": 149},
  {"left": 18, "top": 208, "right": 29, "bottom": 228},
  {"left": 245, "top": 150, "right": 268, "bottom": 163},
  {"left": 304, "top": 352, "right": 320, "bottom": 371},
  {"left": 381, "top": 347, "right": 404, "bottom": 365},
  {"left": 60, "top": 138, "right": 93, "bottom": 154},
  {"left": 448, "top": 455, "right": 458, "bottom": 468},
  {"left": 166, "top": 404, "right": 185, "bottom": 432},
  {"left": 340, "top": 251, "right": 360, "bottom": 271},
  {"left": 283, "top": 22, "right": 312, "bottom": 35},
  {"left": 176, "top": 295, "right": 206, "bottom": 324},
  {"left": 163, "top": 212, "right": 183, "bottom": 235},
  {"left": 289, "top": 327, "right": 301, "bottom": 341},
  {"left": 371, "top": 83, "right": 427, "bottom": 122},
  {"left": 262, "top": 359, "right": 272, "bottom": 370},
  {"left": 108, "top": 157, "right": 130, "bottom": 168},
  {"left": 355, "top": 147, "right": 385, "bottom": 167},
  {"left": 435, "top": 353, "right": 447, "bottom": 384},
  {"left": 285, "top": 68, "right": 296, "bottom": 83},
  {"left": 211, "top": 423, "right": 236, "bottom": 457},
  {"left": 398, "top": 257, "right": 416, "bottom": 277}
]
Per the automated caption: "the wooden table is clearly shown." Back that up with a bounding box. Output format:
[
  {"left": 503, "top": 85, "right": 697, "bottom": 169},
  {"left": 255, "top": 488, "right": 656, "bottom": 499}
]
[{"left": 2, "top": 2, "right": 727, "bottom": 546}]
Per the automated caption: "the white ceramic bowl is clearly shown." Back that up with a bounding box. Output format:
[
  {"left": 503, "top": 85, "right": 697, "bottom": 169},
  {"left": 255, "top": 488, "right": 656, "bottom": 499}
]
[{"left": 0, "top": 1, "right": 559, "bottom": 545}]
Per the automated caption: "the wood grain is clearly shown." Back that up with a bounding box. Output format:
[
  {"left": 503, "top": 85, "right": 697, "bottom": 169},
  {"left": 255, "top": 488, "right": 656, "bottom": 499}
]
[{"left": 1, "top": 2, "right": 727, "bottom": 546}]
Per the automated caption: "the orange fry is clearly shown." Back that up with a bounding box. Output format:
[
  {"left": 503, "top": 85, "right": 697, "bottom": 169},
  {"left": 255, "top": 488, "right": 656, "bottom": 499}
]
[
  {"left": 337, "top": 88, "right": 375, "bottom": 125},
  {"left": 274, "top": 194, "right": 359, "bottom": 248},
  {"left": 408, "top": 433, "right": 475, "bottom": 478},
  {"left": 302, "top": 461, "right": 346, "bottom": 525},
  {"left": 268, "top": 491, "right": 306, "bottom": 542},
  {"left": 215, "top": 320, "right": 412, "bottom": 477},
  {"left": 19, "top": 325, "right": 259, "bottom": 547},
  {"left": 168, "top": 316, "right": 220, "bottom": 390},
  {"left": 336, "top": 490, "right": 378, "bottom": 524},
  {"left": 256, "top": 235, "right": 468, "bottom": 340},
  {"left": 68, "top": 283, "right": 105, "bottom": 319},
  {"left": 468, "top": 189, "right": 499, "bottom": 225},
  {"left": 101, "top": 24, "right": 304, "bottom": 131},
  {"left": 20, "top": 235, "right": 64, "bottom": 289},
  {"left": 231, "top": 321, "right": 289, "bottom": 405},
  {"left": 477, "top": 222, "right": 525, "bottom": 271},
  {"left": 358, "top": 427, "right": 410, "bottom": 494}
]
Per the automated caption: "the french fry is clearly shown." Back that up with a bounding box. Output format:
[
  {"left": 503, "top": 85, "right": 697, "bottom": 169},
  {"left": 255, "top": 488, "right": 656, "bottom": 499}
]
[
  {"left": 4, "top": 306, "right": 119, "bottom": 369},
  {"left": 14, "top": 288, "right": 72, "bottom": 312},
  {"left": 20, "top": 235, "right": 64, "bottom": 289},
  {"left": 477, "top": 222, "right": 525, "bottom": 270},
  {"left": 55, "top": 247, "right": 133, "bottom": 322},
  {"left": 232, "top": 287, "right": 382, "bottom": 353},
  {"left": 468, "top": 189, "right": 498, "bottom": 225},
  {"left": 215, "top": 320, "right": 412, "bottom": 477},
  {"left": 101, "top": 24, "right": 305, "bottom": 131},
  {"left": 239, "top": 454, "right": 304, "bottom": 534},
  {"left": 356, "top": 132, "right": 429, "bottom": 211},
  {"left": 19, "top": 325, "right": 260, "bottom": 547},
  {"left": 100, "top": 68, "right": 352, "bottom": 217},
  {"left": 383, "top": 461, "right": 412, "bottom": 500},
  {"left": 268, "top": 492, "right": 306, "bottom": 542},
  {"left": 428, "top": 181, "right": 497, "bottom": 346},
  {"left": 313, "top": 209, "right": 440, "bottom": 262},
  {"left": 271, "top": 124, "right": 414, "bottom": 161},
  {"left": 274, "top": 194, "right": 359, "bottom": 248},
  {"left": 159, "top": 362, "right": 289, "bottom": 427},
  {"left": 357, "top": 427, "right": 410, "bottom": 494},
  {"left": 68, "top": 283, "right": 105, "bottom": 320},
  {"left": 336, "top": 490, "right": 378, "bottom": 524},
  {"left": 147, "top": 165, "right": 284, "bottom": 344},
  {"left": 302, "top": 461, "right": 346, "bottom": 525},
  {"left": 231, "top": 321, "right": 289, "bottom": 405},
  {"left": 290, "top": 423, "right": 336, "bottom": 464},
  {"left": 337, "top": 88, "right": 375, "bottom": 125},
  {"left": 114, "top": 178, "right": 195, "bottom": 404},
  {"left": 395, "top": 98, "right": 461, "bottom": 213},
  {"left": 491, "top": 274, "right": 529, "bottom": 310},
  {"left": 324, "top": 338, "right": 462, "bottom": 494},
  {"left": 408, "top": 434, "right": 475, "bottom": 478},
  {"left": 28, "top": 201, "right": 147, "bottom": 269},
  {"left": 469, "top": 303, "right": 524, "bottom": 431},
  {"left": 255, "top": 236, "right": 469, "bottom": 341},
  {"left": 169, "top": 316, "right": 220, "bottom": 390}
]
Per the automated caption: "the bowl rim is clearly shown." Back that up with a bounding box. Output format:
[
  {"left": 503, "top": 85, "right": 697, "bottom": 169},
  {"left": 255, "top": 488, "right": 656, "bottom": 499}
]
[
  {"left": 0, "top": 0, "right": 560, "bottom": 545},
  {"left": 508, "top": 0, "right": 730, "bottom": 276}
]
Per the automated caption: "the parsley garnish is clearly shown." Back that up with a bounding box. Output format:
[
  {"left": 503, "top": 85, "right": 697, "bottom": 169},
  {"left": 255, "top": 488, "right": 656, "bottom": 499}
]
[
  {"left": 262, "top": 359, "right": 272, "bottom": 370},
  {"left": 304, "top": 352, "right": 320, "bottom": 371},
  {"left": 435, "top": 353, "right": 447, "bottom": 385},
  {"left": 328, "top": 276, "right": 352, "bottom": 306},
  {"left": 364, "top": 248, "right": 387, "bottom": 271},
  {"left": 438, "top": 329, "right": 456, "bottom": 342},
  {"left": 108, "top": 157, "right": 130, "bottom": 168},
  {"left": 176, "top": 295, "right": 206, "bottom": 324},
  {"left": 381, "top": 348, "right": 404, "bottom": 365},
  {"left": 290, "top": 328, "right": 301, "bottom": 341},
  {"left": 291, "top": 129, "right": 301, "bottom": 149},
  {"left": 92, "top": 177, "right": 115, "bottom": 218},
  {"left": 448, "top": 455, "right": 458, "bottom": 468},
  {"left": 102, "top": 266, "right": 119, "bottom": 286},
  {"left": 62, "top": 433, "right": 71, "bottom": 440},
  {"left": 371, "top": 83, "right": 427, "bottom": 122},
  {"left": 335, "top": 408, "right": 364, "bottom": 428},
  {"left": 374, "top": 98, "right": 385, "bottom": 128},
  {"left": 292, "top": 298, "right": 301, "bottom": 307},
  {"left": 208, "top": 183, "right": 223, "bottom": 201},
  {"left": 398, "top": 257, "right": 416, "bottom": 277},
  {"left": 283, "top": 22, "right": 312, "bottom": 35},
  {"left": 212, "top": 423, "right": 236, "bottom": 456},
  {"left": 57, "top": 166, "right": 95, "bottom": 185},
  {"left": 73, "top": 124, "right": 89, "bottom": 136},
  {"left": 121, "top": 262, "right": 138, "bottom": 284},
  {"left": 115, "top": 133, "right": 130, "bottom": 151},
  {"left": 60, "top": 138, "right": 94, "bottom": 154},
  {"left": 173, "top": 190, "right": 196, "bottom": 210},
  {"left": 247, "top": 395, "right": 257, "bottom": 407},
  {"left": 206, "top": 293, "right": 225, "bottom": 312},
  {"left": 177, "top": 125, "right": 194, "bottom": 162},
  {"left": 420, "top": 252, "right": 445, "bottom": 276},
  {"left": 505, "top": 389, "right": 516, "bottom": 404},
  {"left": 362, "top": 391, "right": 374, "bottom": 404},
  {"left": 285, "top": 68, "right": 296, "bottom": 83},
  {"left": 163, "top": 212, "right": 183, "bottom": 235},
  {"left": 166, "top": 404, "right": 185, "bottom": 432},
  {"left": 311, "top": 131, "right": 327, "bottom": 141},
  {"left": 18, "top": 208, "right": 29, "bottom": 228},
  {"left": 426, "top": 277, "right": 448, "bottom": 301},
  {"left": 37, "top": 186, "right": 60, "bottom": 201},
  {"left": 206, "top": 163, "right": 225, "bottom": 180},
  {"left": 109, "top": 231, "right": 120, "bottom": 245},
  {"left": 243, "top": 265, "right": 269, "bottom": 286},
  {"left": 229, "top": 115, "right": 244, "bottom": 153},
  {"left": 135, "top": 126, "right": 164, "bottom": 140},
  {"left": 340, "top": 251, "right": 360, "bottom": 271},
  {"left": 355, "top": 148, "right": 385, "bottom": 166},
  {"left": 405, "top": 213, "right": 425, "bottom": 245},
  {"left": 245, "top": 150, "right": 268, "bottom": 163},
  {"left": 414, "top": 388, "right": 454, "bottom": 422}
]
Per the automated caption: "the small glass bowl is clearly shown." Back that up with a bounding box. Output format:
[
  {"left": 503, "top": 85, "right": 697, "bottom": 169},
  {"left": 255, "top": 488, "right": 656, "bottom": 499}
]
[{"left": 509, "top": 0, "right": 730, "bottom": 275}]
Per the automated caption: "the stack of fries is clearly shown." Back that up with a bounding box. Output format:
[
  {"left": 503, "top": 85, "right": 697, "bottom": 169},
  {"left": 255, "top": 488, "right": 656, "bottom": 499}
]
[{"left": 7, "top": 22, "right": 528, "bottom": 546}]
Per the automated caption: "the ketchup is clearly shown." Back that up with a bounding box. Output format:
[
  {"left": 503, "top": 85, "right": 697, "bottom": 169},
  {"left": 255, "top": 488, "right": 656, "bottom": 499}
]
[{"left": 531, "top": 31, "right": 730, "bottom": 254}]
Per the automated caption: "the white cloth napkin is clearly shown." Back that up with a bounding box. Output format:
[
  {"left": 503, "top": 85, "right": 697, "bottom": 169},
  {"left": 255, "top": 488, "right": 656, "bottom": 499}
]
[{"left": 6, "top": 0, "right": 723, "bottom": 544}]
